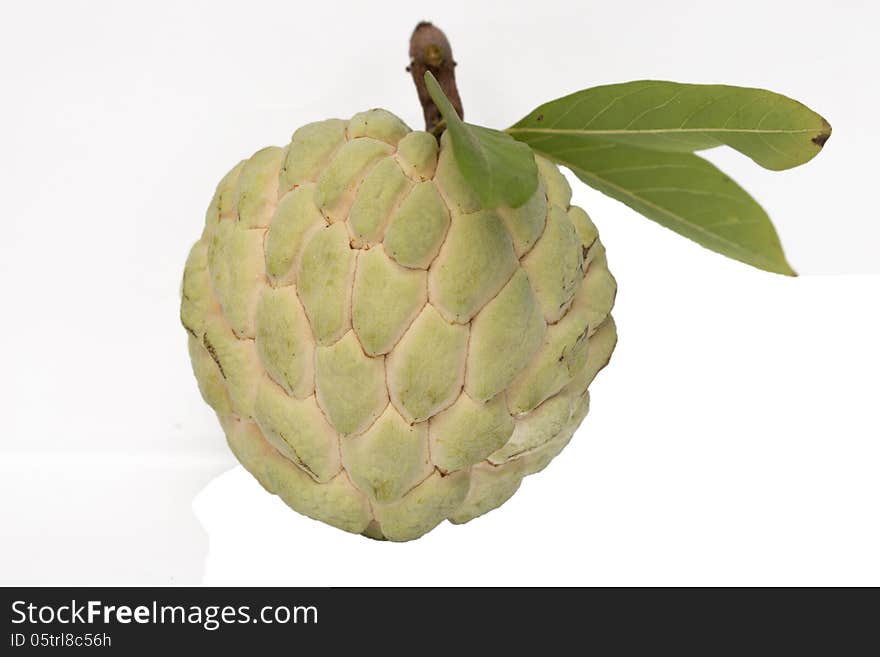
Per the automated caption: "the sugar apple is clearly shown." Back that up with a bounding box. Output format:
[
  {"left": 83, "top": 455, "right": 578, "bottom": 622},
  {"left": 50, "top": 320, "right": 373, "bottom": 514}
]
[{"left": 181, "top": 108, "right": 617, "bottom": 541}]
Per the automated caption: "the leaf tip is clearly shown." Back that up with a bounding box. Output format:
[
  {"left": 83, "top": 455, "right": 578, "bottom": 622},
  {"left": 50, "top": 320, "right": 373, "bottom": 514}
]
[
  {"left": 424, "top": 70, "right": 462, "bottom": 127},
  {"left": 812, "top": 118, "right": 832, "bottom": 148},
  {"left": 776, "top": 258, "right": 798, "bottom": 277},
  {"left": 423, "top": 70, "right": 439, "bottom": 95}
]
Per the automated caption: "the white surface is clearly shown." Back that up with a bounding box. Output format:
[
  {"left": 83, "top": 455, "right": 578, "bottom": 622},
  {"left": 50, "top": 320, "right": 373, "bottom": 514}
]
[{"left": 1, "top": 0, "right": 878, "bottom": 586}]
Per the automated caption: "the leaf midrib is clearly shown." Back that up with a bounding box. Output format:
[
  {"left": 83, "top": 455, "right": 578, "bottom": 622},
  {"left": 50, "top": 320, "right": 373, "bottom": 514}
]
[{"left": 506, "top": 127, "right": 818, "bottom": 136}]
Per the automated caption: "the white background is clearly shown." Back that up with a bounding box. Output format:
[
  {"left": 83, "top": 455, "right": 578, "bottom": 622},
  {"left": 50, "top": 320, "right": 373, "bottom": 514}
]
[{"left": 1, "top": 0, "right": 878, "bottom": 585}]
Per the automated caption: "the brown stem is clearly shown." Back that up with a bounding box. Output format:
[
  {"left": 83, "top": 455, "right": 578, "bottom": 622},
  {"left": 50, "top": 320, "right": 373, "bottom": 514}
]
[{"left": 408, "top": 21, "right": 462, "bottom": 136}]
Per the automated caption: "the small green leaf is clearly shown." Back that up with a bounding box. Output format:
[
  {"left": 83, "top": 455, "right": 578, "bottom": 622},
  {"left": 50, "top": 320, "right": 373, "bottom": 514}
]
[
  {"left": 529, "top": 137, "right": 795, "bottom": 275},
  {"left": 508, "top": 80, "right": 831, "bottom": 171},
  {"left": 424, "top": 71, "right": 538, "bottom": 208}
]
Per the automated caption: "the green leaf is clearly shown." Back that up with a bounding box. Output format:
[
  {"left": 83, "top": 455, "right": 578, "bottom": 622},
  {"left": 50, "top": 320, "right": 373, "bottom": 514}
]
[
  {"left": 424, "top": 71, "right": 538, "bottom": 208},
  {"left": 528, "top": 137, "right": 795, "bottom": 275},
  {"left": 507, "top": 80, "right": 831, "bottom": 171}
]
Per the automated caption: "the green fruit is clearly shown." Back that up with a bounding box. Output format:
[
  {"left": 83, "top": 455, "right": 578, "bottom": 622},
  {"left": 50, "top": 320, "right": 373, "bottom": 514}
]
[{"left": 181, "top": 108, "right": 617, "bottom": 541}]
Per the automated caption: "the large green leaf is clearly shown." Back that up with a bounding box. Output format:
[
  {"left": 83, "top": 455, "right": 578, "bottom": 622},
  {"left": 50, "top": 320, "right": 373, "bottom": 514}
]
[
  {"left": 424, "top": 71, "right": 538, "bottom": 208},
  {"left": 529, "top": 138, "right": 795, "bottom": 275},
  {"left": 507, "top": 81, "right": 831, "bottom": 171}
]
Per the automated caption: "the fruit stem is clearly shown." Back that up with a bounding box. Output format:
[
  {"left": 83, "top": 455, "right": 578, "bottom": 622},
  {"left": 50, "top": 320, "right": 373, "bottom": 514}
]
[{"left": 408, "top": 22, "right": 463, "bottom": 137}]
